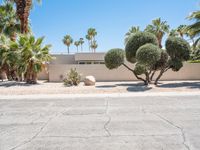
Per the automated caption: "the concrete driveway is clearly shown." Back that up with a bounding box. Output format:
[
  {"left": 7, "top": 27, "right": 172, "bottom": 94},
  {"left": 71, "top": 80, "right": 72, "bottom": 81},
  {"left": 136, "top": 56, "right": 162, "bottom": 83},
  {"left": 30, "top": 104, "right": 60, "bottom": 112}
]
[{"left": 0, "top": 93, "right": 200, "bottom": 150}]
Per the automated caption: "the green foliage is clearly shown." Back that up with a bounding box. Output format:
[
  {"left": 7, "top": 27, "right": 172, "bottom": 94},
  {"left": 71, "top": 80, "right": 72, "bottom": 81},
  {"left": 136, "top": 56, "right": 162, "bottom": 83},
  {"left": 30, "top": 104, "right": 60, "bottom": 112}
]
[
  {"left": 134, "top": 63, "right": 146, "bottom": 75},
  {"left": 136, "top": 43, "right": 161, "bottom": 67},
  {"left": 168, "top": 59, "right": 183, "bottom": 72},
  {"left": 152, "top": 50, "right": 169, "bottom": 70},
  {"left": 166, "top": 36, "right": 190, "bottom": 61},
  {"left": 190, "top": 49, "right": 200, "bottom": 61},
  {"left": 125, "top": 32, "right": 158, "bottom": 63},
  {"left": 63, "top": 68, "right": 81, "bottom": 86},
  {"left": 104, "top": 48, "right": 124, "bottom": 69}
]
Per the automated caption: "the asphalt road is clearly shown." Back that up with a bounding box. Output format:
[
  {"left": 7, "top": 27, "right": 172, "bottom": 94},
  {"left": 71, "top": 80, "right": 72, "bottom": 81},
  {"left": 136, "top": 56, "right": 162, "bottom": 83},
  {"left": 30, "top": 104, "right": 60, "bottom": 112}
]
[{"left": 0, "top": 93, "right": 200, "bottom": 150}]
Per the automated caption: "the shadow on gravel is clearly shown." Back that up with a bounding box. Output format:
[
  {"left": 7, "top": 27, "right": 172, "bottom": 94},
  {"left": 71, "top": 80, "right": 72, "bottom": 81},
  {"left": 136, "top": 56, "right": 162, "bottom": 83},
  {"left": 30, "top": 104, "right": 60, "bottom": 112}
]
[
  {"left": 158, "top": 82, "right": 200, "bottom": 89},
  {"left": 0, "top": 81, "right": 40, "bottom": 87}
]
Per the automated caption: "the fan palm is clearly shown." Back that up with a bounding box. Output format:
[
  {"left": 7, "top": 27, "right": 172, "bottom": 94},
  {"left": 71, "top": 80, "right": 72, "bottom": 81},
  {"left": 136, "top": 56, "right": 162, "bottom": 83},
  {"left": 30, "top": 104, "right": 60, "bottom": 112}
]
[
  {"left": 145, "top": 18, "right": 170, "bottom": 48},
  {"left": 7, "top": 0, "right": 41, "bottom": 34},
  {"left": 63, "top": 35, "right": 73, "bottom": 54},
  {"left": 125, "top": 26, "right": 140, "bottom": 44},
  {"left": 74, "top": 41, "right": 80, "bottom": 52},
  {"left": 79, "top": 38, "right": 84, "bottom": 52},
  {"left": 91, "top": 40, "right": 98, "bottom": 53},
  {"left": 87, "top": 28, "right": 97, "bottom": 52},
  {"left": 85, "top": 34, "right": 92, "bottom": 52},
  {"left": 0, "top": 1, "right": 20, "bottom": 41},
  {"left": 18, "top": 35, "right": 52, "bottom": 83}
]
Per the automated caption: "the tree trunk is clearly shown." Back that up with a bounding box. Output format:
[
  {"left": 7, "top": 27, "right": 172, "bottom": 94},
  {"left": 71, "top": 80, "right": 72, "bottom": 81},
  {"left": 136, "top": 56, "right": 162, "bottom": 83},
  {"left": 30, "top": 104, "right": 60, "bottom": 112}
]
[{"left": 67, "top": 46, "right": 69, "bottom": 54}]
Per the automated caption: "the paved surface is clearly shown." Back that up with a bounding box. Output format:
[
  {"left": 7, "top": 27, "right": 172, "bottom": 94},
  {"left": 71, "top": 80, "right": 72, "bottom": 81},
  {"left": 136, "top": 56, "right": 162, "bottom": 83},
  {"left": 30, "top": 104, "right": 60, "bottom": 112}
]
[{"left": 0, "top": 93, "right": 200, "bottom": 150}]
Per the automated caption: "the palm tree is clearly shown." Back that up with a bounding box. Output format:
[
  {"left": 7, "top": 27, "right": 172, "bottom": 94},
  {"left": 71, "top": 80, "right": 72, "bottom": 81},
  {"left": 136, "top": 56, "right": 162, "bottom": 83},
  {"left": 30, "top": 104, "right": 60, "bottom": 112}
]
[
  {"left": 177, "top": 25, "right": 187, "bottom": 38},
  {"left": 0, "top": 1, "right": 20, "bottom": 41},
  {"left": 145, "top": 18, "right": 170, "bottom": 48},
  {"left": 74, "top": 41, "right": 80, "bottom": 52},
  {"left": 63, "top": 35, "right": 73, "bottom": 54},
  {"left": 79, "top": 38, "right": 84, "bottom": 52},
  {"left": 18, "top": 35, "right": 52, "bottom": 84},
  {"left": 85, "top": 34, "right": 92, "bottom": 52},
  {"left": 125, "top": 26, "right": 140, "bottom": 44},
  {"left": 87, "top": 28, "right": 97, "bottom": 52},
  {"left": 7, "top": 0, "right": 41, "bottom": 34},
  {"left": 187, "top": 10, "right": 200, "bottom": 49},
  {"left": 91, "top": 40, "right": 98, "bottom": 53},
  {"left": 168, "top": 29, "right": 179, "bottom": 37}
]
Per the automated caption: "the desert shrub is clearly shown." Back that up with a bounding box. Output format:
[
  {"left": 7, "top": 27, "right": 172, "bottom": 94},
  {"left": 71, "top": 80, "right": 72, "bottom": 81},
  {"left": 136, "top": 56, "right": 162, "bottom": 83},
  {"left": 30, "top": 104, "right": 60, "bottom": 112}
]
[
  {"left": 166, "top": 36, "right": 190, "bottom": 61},
  {"left": 104, "top": 48, "right": 124, "bottom": 69},
  {"left": 63, "top": 68, "right": 81, "bottom": 86},
  {"left": 168, "top": 59, "right": 183, "bottom": 71},
  {"left": 134, "top": 63, "right": 146, "bottom": 75},
  {"left": 125, "top": 32, "right": 158, "bottom": 63},
  {"left": 136, "top": 43, "right": 161, "bottom": 67}
]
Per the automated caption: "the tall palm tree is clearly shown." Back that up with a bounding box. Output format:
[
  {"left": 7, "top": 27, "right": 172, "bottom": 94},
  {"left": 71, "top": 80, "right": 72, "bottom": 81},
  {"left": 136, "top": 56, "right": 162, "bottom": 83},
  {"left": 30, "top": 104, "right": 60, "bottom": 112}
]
[
  {"left": 79, "top": 38, "right": 84, "bottom": 52},
  {"left": 0, "top": 1, "right": 20, "bottom": 41},
  {"left": 85, "top": 34, "right": 92, "bottom": 52},
  {"left": 91, "top": 40, "right": 98, "bottom": 53},
  {"left": 7, "top": 0, "right": 41, "bottom": 34},
  {"left": 145, "top": 18, "right": 170, "bottom": 48},
  {"left": 87, "top": 28, "right": 97, "bottom": 52},
  {"left": 74, "top": 41, "right": 80, "bottom": 52},
  {"left": 63, "top": 35, "right": 73, "bottom": 54},
  {"left": 125, "top": 26, "right": 140, "bottom": 44}
]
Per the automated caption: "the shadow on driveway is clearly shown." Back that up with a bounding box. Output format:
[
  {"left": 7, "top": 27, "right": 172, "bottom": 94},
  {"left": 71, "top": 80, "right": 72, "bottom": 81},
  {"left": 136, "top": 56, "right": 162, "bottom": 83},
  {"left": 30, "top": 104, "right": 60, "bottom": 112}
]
[{"left": 157, "top": 82, "right": 200, "bottom": 89}]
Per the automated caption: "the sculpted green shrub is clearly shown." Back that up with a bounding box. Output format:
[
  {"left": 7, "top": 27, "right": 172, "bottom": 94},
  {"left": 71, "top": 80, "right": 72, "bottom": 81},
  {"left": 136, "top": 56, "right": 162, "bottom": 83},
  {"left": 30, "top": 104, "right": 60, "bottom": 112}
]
[
  {"left": 166, "top": 37, "right": 190, "bottom": 61},
  {"left": 63, "top": 68, "right": 81, "bottom": 86},
  {"left": 104, "top": 48, "right": 124, "bottom": 69},
  {"left": 105, "top": 31, "right": 191, "bottom": 85},
  {"left": 168, "top": 59, "right": 183, "bottom": 71},
  {"left": 134, "top": 63, "right": 146, "bottom": 75},
  {"left": 136, "top": 43, "right": 161, "bottom": 67},
  {"left": 125, "top": 32, "right": 158, "bottom": 63}
]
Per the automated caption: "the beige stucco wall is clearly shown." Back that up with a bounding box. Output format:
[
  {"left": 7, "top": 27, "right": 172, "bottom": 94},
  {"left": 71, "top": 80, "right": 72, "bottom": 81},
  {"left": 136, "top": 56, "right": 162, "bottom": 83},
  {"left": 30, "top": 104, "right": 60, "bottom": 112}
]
[{"left": 48, "top": 63, "right": 200, "bottom": 82}]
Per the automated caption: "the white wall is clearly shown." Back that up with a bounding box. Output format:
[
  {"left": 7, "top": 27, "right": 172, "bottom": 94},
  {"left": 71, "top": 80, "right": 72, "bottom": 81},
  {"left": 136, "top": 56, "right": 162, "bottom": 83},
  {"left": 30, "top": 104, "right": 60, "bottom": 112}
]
[{"left": 47, "top": 63, "right": 200, "bottom": 82}]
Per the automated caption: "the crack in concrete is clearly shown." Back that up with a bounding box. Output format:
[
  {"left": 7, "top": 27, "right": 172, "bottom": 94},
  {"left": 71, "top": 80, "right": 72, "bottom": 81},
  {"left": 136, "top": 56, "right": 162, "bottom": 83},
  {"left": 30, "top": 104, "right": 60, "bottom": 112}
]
[
  {"left": 38, "top": 133, "right": 180, "bottom": 139},
  {"left": 9, "top": 108, "right": 67, "bottom": 150},
  {"left": 104, "top": 99, "right": 111, "bottom": 137},
  {"left": 155, "top": 114, "right": 191, "bottom": 150}
]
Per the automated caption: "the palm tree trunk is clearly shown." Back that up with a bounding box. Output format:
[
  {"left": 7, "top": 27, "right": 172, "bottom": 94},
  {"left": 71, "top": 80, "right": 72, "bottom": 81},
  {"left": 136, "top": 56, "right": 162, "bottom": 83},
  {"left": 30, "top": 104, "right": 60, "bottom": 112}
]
[{"left": 67, "top": 46, "right": 69, "bottom": 54}]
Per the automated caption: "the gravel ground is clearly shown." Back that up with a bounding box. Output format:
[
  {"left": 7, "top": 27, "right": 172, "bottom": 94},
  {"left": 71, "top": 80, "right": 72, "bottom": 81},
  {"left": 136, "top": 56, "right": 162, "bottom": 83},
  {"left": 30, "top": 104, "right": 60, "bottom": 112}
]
[{"left": 0, "top": 80, "right": 199, "bottom": 95}]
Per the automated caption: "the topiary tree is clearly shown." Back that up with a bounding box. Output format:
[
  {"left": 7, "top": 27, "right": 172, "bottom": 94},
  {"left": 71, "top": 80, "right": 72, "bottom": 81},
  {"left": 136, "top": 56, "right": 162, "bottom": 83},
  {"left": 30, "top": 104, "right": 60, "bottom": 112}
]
[
  {"left": 125, "top": 32, "right": 158, "bottom": 63},
  {"left": 104, "top": 48, "right": 125, "bottom": 69},
  {"left": 153, "top": 36, "right": 191, "bottom": 85},
  {"left": 104, "top": 31, "right": 191, "bottom": 85},
  {"left": 105, "top": 32, "right": 160, "bottom": 85}
]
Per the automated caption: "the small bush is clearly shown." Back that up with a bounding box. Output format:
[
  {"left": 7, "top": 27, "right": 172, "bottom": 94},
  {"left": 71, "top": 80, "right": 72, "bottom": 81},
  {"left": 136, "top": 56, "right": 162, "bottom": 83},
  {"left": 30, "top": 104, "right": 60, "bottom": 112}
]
[
  {"left": 63, "top": 68, "right": 81, "bottom": 86},
  {"left": 104, "top": 48, "right": 124, "bottom": 69},
  {"left": 134, "top": 63, "right": 146, "bottom": 75},
  {"left": 125, "top": 32, "right": 158, "bottom": 63},
  {"left": 136, "top": 43, "right": 161, "bottom": 67},
  {"left": 166, "top": 36, "right": 190, "bottom": 61}
]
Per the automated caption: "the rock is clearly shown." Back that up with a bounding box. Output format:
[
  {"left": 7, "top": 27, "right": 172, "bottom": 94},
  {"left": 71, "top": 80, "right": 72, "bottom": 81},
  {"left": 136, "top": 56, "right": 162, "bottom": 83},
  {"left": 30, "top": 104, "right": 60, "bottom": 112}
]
[{"left": 84, "top": 76, "right": 96, "bottom": 86}]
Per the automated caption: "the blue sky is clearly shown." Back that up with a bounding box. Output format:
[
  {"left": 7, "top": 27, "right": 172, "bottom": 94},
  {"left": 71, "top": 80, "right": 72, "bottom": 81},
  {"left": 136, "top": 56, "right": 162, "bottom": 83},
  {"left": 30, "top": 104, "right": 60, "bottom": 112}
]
[{"left": 1, "top": 0, "right": 200, "bottom": 53}]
